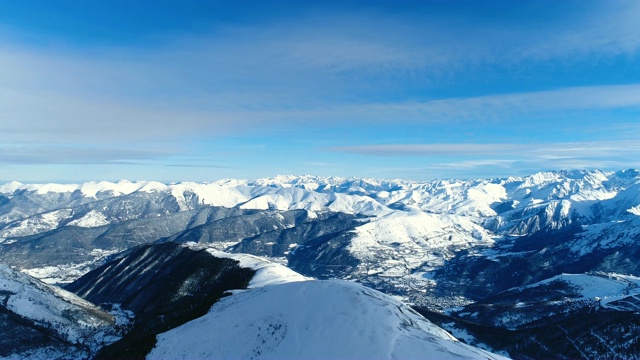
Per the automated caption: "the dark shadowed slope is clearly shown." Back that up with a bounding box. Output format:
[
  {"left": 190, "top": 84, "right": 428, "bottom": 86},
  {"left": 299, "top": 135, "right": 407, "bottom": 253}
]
[{"left": 66, "top": 242, "right": 255, "bottom": 359}]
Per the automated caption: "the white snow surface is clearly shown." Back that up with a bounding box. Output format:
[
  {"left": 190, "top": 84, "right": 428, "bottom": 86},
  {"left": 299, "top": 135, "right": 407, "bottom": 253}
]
[{"left": 149, "top": 279, "right": 507, "bottom": 360}]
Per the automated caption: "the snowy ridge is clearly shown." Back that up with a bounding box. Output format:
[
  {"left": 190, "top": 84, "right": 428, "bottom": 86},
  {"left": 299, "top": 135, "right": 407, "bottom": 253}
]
[
  {"left": 0, "top": 265, "right": 121, "bottom": 353},
  {"left": 3, "top": 170, "right": 640, "bottom": 359},
  {"left": 149, "top": 279, "right": 507, "bottom": 360},
  {"left": 205, "top": 249, "right": 310, "bottom": 288},
  {"left": 0, "top": 180, "right": 150, "bottom": 198}
]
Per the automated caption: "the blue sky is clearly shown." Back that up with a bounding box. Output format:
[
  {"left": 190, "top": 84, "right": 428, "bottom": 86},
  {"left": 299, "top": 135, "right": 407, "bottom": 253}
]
[{"left": 1, "top": 0, "right": 640, "bottom": 182}]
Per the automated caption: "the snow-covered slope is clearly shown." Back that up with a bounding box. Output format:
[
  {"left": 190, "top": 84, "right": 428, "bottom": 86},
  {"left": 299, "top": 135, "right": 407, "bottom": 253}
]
[
  {"left": 149, "top": 279, "right": 506, "bottom": 360},
  {"left": 526, "top": 273, "right": 635, "bottom": 298},
  {"left": 0, "top": 264, "right": 122, "bottom": 358},
  {"left": 64, "top": 242, "right": 258, "bottom": 359}
]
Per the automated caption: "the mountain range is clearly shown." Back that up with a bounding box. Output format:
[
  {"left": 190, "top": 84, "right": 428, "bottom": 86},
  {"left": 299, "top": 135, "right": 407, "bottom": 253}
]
[{"left": 1, "top": 169, "right": 639, "bottom": 358}]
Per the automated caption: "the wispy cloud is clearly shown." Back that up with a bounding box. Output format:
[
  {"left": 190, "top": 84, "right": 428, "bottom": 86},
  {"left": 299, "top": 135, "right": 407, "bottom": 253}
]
[
  {"left": 329, "top": 140, "right": 640, "bottom": 158},
  {"left": 350, "top": 84, "right": 640, "bottom": 124},
  {"left": 329, "top": 140, "right": 640, "bottom": 179},
  {"left": 328, "top": 144, "right": 520, "bottom": 156},
  {"left": 2, "top": 78, "right": 639, "bottom": 168},
  {"left": 3, "top": 81, "right": 638, "bottom": 145},
  {"left": 0, "top": 144, "right": 175, "bottom": 165}
]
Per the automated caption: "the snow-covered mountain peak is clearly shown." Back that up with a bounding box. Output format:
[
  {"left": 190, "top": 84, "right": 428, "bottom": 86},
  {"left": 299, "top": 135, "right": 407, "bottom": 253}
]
[
  {"left": 149, "top": 279, "right": 507, "bottom": 360},
  {"left": 518, "top": 170, "right": 601, "bottom": 187},
  {"left": 2, "top": 170, "right": 640, "bottom": 359},
  {"left": 77, "top": 180, "right": 144, "bottom": 198},
  {"left": 0, "top": 181, "right": 25, "bottom": 193},
  {"left": 136, "top": 180, "right": 169, "bottom": 193}
]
